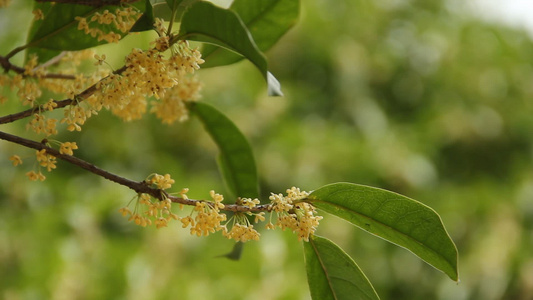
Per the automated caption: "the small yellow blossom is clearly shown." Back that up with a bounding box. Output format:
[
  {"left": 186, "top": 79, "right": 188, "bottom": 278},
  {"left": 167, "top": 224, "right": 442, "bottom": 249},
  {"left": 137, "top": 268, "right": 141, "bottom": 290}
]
[
  {"left": 26, "top": 170, "right": 46, "bottom": 181},
  {"left": 94, "top": 54, "right": 106, "bottom": 66},
  {"left": 118, "top": 207, "right": 132, "bottom": 216},
  {"left": 32, "top": 9, "right": 44, "bottom": 20},
  {"left": 59, "top": 142, "right": 78, "bottom": 156},
  {"left": 223, "top": 223, "right": 260, "bottom": 242},
  {"left": 155, "top": 217, "right": 168, "bottom": 229},
  {"left": 35, "top": 149, "right": 57, "bottom": 172},
  {"left": 9, "top": 155, "right": 22, "bottom": 166},
  {"left": 43, "top": 99, "right": 58, "bottom": 111},
  {"left": 148, "top": 173, "right": 175, "bottom": 190},
  {"left": 267, "top": 187, "right": 321, "bottom": 242}
]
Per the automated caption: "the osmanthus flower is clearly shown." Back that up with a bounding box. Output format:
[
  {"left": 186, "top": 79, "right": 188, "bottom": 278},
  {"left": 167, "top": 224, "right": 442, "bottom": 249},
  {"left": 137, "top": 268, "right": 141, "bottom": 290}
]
[
  {"left": 119, "top": 175, "right": 184, "bottom": 228},
  {"left": 267, "top": 187, "right": 323, "bottom": 242},
  {"left": 74, "top": 7, "right": 139, "bottom": 43},
  {"left": 59, "top": 142, "right": 78, "bottom": 156},
  {"left": 219, "top": 197, "right": 262, "bottom": 242},
  {"left": 147, "top": 173, "right": 175, "bottom": 190},
  {"left": 183, "top": 190, "right": 227, "bottom": 237},
  {"left": 35, "top": 149, "right": 56, "bottom": 172},
  {"left": 25, "top": 170, "right": 46, "bottom": 182},
  {"left": 9, "top": 155, "right": 22, "bottom": 166}
]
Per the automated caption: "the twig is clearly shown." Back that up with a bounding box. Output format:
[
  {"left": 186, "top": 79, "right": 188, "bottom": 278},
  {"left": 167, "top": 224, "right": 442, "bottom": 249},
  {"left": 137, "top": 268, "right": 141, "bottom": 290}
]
[
  {"left": 34, "top": 0, "right": 142, "bottom": 7},
  {"left": 0, "top": 54, "right": 75, "bottom": 80},
  {"left": 0, "top": 65, "right": 127, "bottom": 125},
  {"left": 0, "top": 130, "right": 270, "bottom": 213}
]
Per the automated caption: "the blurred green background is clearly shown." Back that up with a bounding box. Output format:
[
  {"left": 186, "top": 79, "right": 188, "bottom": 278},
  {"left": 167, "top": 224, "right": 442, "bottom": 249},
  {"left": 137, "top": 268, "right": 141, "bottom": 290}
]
[{"left": 1, "top": 0, "right": 533, "bottom": 299}]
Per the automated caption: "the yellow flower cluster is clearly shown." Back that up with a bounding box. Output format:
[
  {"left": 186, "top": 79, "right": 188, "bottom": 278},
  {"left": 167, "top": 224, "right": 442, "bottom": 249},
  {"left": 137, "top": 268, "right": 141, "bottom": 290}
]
[
  {"left": 147, "top": 173, "right": 175, "bottom": 190},
  {"left": 150, "top": 76, "right": 202, "bottom": 124},
  {"left": 93, "top": 40, "right": 204, "bottom": 123},
  {"left": 120, "top": 193, "right": 180, "bottom": 228},
  {"left": 0, "top": 50, "right": 106, "bottom": 137},
  {"left": 59, "top": 142, "right": 78, "bottom": 156},
  {"left": 75, "top": 7, "right": 139, "bottom": 43},
  {"left": 36, "top": 149, "right": 57, "bottom": 172},
  {"left": 219, "top": 197, "right": 264, "bottom": 242},
  {"left": 119, "top": 174, "right": 186, "bottom": 228},
  {"left": 267, "top": 187, "right": 322, "bottom": 242},
  {"left": 27, "top": 113, "right": 58, "bottom": 136},
  {"left": 23, "top": 149, "right": 57, "bottom": 181},
  {"left": 181, "top": 190, "right": 227, "bottom": 237}
]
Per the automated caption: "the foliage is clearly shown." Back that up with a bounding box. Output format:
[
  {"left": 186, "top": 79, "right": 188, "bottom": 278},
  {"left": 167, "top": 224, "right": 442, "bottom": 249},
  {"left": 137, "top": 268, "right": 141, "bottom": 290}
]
[{"left": 13, "top": 0, "right": 533, "bottom": 299}]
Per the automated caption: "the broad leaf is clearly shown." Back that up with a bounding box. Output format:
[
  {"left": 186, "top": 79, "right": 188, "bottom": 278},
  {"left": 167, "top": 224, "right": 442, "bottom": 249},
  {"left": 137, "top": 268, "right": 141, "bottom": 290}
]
[
  {"left": 178, "top": 1, "right": 283, "bottom": 96},
  {"left": 202, "top": 0, "right": 299, "bottom": 68},
  {"left": 26, "top": 2, "right": 61, "bottom": 63},
  {"left": 190, "top": 102, "right": 259, "bottom": 200},
  {"left": 308, "top": 183, "right": 459, "bottom": 281},
  {"left": 153, "top": 0, "right": 197, "bottom": 22},
  {"left": 218, "top": 242, "right": 244, "bottom": 261},
  {"left": 130, "top": 0, "right": 154, "bottom": 32},
  {"left": 304, "top": 235, "right": 380, "bottom": 300}
]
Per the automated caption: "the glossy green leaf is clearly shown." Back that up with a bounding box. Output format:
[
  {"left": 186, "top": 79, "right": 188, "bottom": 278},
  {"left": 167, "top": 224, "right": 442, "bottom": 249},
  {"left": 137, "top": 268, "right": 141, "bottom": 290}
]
[
  {"left": 308, "top": 183, "right": 459, "bottom": 281},
  {"left": 190, "top": 102, "right": 259, "bottom": 200},
  {"left": 218, "top": 242, "right": 244, "bottom": 261},
  {"left": 153, "top": 0, "right": 197, "bottom": 22},
  {"left": 202, "top": 0, "right": 299, "bottom": 68},
  {"left": 178, "top": 1, "right": 283, "bottom": 96},
  {"left": 304, "top": 235, "right": 380, "bottom": 300},
  {"left": 26, "top": 2, "right": 60, "bottom": 63},
  {"left": 130, "top": 0, "right": 154, "bottom": 32}
]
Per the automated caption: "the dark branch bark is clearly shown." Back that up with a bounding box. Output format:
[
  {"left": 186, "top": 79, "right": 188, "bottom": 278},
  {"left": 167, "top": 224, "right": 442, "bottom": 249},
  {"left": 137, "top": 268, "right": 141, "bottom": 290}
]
[
  {"left": 0, "top": 130, "right": 270, "bottom": 212},
  {"left": 0, "top": 65, "right": 127, "bottom": 125},
  {"left": 34, "top": 0, "right": 141, "bottom": 7},
  {"left": 0, "top": 54, "right": 76, "bottom": 80}
]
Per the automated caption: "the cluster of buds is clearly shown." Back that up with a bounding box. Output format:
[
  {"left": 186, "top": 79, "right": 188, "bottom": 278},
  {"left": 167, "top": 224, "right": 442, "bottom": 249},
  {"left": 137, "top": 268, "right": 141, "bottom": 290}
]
[{"left": 118, "top": 183, "right": 322, "bottom": 243}]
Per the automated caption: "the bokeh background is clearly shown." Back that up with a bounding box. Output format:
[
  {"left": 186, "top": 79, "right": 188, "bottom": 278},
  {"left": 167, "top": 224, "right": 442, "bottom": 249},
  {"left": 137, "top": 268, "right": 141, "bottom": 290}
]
[{"left": 1, "top": 0, "right": 533, "bottom": 299}]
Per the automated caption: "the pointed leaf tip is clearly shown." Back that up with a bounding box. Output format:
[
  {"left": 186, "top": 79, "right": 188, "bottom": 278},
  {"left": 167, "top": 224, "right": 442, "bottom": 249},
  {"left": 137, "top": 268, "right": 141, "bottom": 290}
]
[{"left": 308, "top": 182, "right": 459, "bottom": 281}]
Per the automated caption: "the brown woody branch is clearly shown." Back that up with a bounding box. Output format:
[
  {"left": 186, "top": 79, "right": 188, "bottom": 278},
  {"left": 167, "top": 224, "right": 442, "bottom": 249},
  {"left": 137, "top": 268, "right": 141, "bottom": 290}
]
[
  {"left": 0, "top": 65, "right": 127, "bottom": 125},
  {"left": 34, "top": 0, "right": 141, "bottom": 7},
  {"left": 0, "top": 129, "right": 270, "bottom": 213},
  {"left": 0, "top": 54, "right": 76, "bottom": 80}
]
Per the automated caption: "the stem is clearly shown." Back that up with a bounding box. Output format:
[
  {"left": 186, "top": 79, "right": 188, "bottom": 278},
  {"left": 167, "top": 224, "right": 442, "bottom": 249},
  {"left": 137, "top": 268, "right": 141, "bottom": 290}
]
[
  {"left": 0, "top": 130, "right": 270, "bottom": 213},
  {"left": 0, "top": 65, "right": 127, "bottom": 125},
  {"left": 34, "top": 0, "right": 142, "bottom": 7},
  {"left": 167, "top": 4, "right": 178, "bottom": 35},
  {"left": 0, "top": 54, "right": 75, "bottom": 80},
  {"left": 4, "top": 45, "right": 29, "bottom": 60}
]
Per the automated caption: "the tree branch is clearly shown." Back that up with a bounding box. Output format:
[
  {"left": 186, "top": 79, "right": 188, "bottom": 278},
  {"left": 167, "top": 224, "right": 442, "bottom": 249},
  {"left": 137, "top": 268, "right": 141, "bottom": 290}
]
[
  {"left": 34, "top": 0, "right": 142, "bottom": 7},
  {"left": 0, "top": 65, "right": 127, "bottom": 125},
  {"left": 0, "top": 54, "right": 75, "bottom": 80},
  {"left": 0, "top": 130, "right": 270, "bottom": 213}
]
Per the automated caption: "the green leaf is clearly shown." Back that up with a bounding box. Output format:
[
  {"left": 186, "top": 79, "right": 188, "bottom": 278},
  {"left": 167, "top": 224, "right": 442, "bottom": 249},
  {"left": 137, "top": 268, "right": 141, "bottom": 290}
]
[
  {"left": 304, "top": 235, "right": 380, "bottom": 300},
  {"left": 178, "top": 1, "right": 283, "bottom": 96},
  {"left": 218, "top": 242, "right": 244, "bottom": 261},
  {"left": 130, "top": 0, "right": 154, "bottom": 32},
  {"left": 202, "top": 0, "right": 299, "bottom": 68},
  {"left": 308, "top": 183, "right": 459, "bottom": 281},
  {"left": 26, "top": 2, "right": 61, "bottom": 63},
  {"left": 153, "top": 0, "right": 197, "bottom": 22},
  {"left": 190, "top": 102, "right": 259, "bottom": 200}
]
